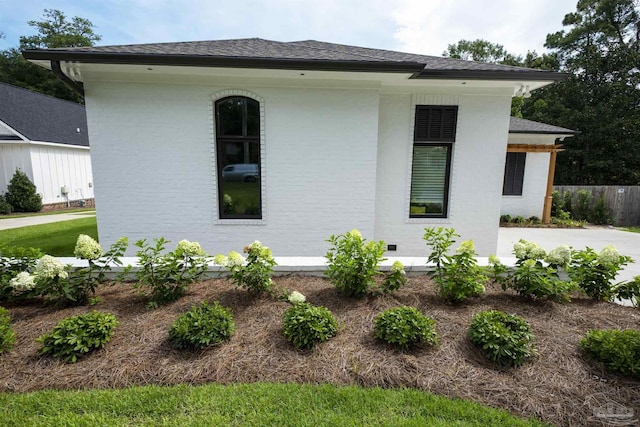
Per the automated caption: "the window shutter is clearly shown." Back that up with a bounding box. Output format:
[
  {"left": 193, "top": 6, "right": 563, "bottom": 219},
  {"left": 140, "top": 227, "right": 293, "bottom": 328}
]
[
  {"left": 502, "top": 152, "right": 526, "bottom": 196},
  {"left": 414, "top": 106, "right": 457, "bottom": 142}
]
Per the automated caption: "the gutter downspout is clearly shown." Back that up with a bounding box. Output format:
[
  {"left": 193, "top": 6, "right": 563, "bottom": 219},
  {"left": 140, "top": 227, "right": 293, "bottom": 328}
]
[{"left": 51, "top": 61, "right": 84, "bottom": 97}]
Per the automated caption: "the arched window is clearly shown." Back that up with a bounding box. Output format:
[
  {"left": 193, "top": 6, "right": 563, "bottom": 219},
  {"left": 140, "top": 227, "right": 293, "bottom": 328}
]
[{"left": 215, "top": 96, "right": 261, "bottom": 219}]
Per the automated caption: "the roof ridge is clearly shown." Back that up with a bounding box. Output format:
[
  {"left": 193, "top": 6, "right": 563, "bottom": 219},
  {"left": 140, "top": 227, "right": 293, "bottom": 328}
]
[
  {"left": 290, "top": 40, "right": 422, "bottom": 62},
  {"left": 0, "top": 81, "right": 84, "bottom": 108}
]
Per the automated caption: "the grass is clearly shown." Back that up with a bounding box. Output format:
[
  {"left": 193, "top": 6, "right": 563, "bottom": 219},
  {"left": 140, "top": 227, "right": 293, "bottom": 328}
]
[
  {"left": 622, "top": 227, "right": 640, "bottom": 233},
  {"left": 0, "top": 217, "right": 97, "bottom": 256},
  {"left": 0, "top": 208, "right": 95, "bottom": 219},
  {"left": 0, "top": 383, "right": 548, "bottom": 427}
]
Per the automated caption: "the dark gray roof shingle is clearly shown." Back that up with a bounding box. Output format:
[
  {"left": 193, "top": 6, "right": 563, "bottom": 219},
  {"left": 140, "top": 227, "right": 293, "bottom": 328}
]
[
  {"left": 509, "top": 117, "right": 577, "bottom": 135},
  {"left": 23, "top": 38, "right": 563, "bottom": 80},
  {"left": 0, "top": 83, "right": 88, "bottom": 146}
]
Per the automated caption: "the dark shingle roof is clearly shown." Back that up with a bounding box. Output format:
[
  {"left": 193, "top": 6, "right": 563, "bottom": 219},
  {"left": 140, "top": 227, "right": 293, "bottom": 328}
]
[
  {"left": 23, "top": 38, "right": 564, "bottom": 81},
  {"left": 0, "top": 83, "right": 88, "bottom": 146},
  {"left": 509, "top": 117, "right": 577, "bottom": 135}
]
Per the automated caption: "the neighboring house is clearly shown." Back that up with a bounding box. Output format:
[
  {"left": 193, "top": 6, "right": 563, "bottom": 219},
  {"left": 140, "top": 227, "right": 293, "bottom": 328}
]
[
  {"left": 502, "top": 117, "right": 577, "bottom": 220},
  {"left": 0, "top": 82, "right": 94, "bottom": 208},
  {"left": 24, "top": 38, "right": 564, "bottom": 256}
]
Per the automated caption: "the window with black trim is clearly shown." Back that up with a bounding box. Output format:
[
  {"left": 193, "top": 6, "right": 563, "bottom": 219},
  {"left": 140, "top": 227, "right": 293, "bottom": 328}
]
[
  {"left": 409, "top": 106, "right": 457, "bottom": 218},
  {"left": 215, "top": 96, "right": 261, "bottom": 219},
  {"left": 502, "top": 152, "right": 526, "bottom": 196}
]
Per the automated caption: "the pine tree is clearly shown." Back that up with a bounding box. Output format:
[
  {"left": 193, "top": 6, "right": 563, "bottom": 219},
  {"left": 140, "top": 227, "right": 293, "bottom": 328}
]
[{"left": 5, "top": 169, "right": 42, "bottom": 212}]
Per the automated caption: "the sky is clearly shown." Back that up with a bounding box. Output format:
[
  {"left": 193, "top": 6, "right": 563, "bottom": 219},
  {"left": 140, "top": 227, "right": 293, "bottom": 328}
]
[{"left": 0, "top": 0, "right": 577, "bottom": 57}]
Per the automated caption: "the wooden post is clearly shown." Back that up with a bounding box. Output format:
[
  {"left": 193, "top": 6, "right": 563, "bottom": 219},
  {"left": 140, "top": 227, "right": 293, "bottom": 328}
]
[{"left": 542, "top": 150, "right": 558, "bottom": 223}]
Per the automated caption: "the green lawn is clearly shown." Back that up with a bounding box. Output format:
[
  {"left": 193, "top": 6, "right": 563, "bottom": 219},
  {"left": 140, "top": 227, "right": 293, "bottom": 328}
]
[
  {"left": 0, "top": 217, "right": 97, "bottom": 256},
  {"left": 622, "top": 227, "right": 640, "bottom": 233},
  {"left": 0, "top": 208, "right": 95, "bottom": 219},
  {"left": 0, "top": 383, "right": 548, "bottom": 427}
]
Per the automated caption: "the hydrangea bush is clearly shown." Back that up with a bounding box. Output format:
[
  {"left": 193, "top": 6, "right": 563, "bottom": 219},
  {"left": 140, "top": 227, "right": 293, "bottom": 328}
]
[
  {"left": 214, "top": 241, "right": 277, "bottom": 296},
  {"left": 570, "top": 245, "right": 633, "bottom": 300},
  {"left": 282, "top": 302, "right": 338, "bottom": 350},
  {"left": 0, "top": 246, "right": 43, "bottom": 300},
  {"left": 374, "top": 306, "right": 439, "bottom": 350},
  {"left": 168, "top": 301, "right": 235, "bottom": 350}
]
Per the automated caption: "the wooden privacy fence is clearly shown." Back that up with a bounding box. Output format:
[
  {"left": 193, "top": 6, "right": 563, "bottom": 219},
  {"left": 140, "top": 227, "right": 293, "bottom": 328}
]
[{"left": 554, "top": 186, "right": 640, "bottom": 226}]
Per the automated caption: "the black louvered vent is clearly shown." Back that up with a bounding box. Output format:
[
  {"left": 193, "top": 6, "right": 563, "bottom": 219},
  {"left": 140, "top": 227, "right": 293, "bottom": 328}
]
[{"left": 414, "top": 106, "right": 458, "bottom": 142}]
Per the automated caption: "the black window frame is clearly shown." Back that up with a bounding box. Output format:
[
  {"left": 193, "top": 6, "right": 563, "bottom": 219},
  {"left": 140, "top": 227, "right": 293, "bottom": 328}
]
[
  {"left": 215, "top": 96, "right": 262, "bottom": 220},
  {"left": 409, "top": 105, "right": 457, "bottom": 219},
  {"left": 502, "top": 152, "right": 526, "bottom": 196}
]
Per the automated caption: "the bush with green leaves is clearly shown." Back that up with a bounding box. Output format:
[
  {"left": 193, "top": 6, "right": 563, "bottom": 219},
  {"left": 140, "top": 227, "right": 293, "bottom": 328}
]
[
  {"left": 423, "top": 228, "right": 486, "bottom": 303},
  {"left": 37, "top": 311, "right": 119, "bottom": 363},
  {"left": 0, "top": 246, "right": 43, "bottom": 300},
  {"left": 590, "top": 196, "right": 611, "bottom": 225},
  {"left": 282, "top": 302, "right": 338, "bottom": 350},
  {"left": 5, "top": 169, "right": 42, "bottom": 212},
  {"left": 550, "top": 190, "right": 563, "bottom": 217},
  {"left": 574, "top": 189, "right": 592, "bottom": 221},
  {"left": 499, "top": 214, "right": 512, "bottom": 223},
  {"left": 374, "top": 306, "right": 438, "bottom": 350},
  {"left": 489, "top": 240, "right": 574, "bottom": 302},
  {"left": 168, "top": 301, "right": 235, "bottom": 350},
  {"left": 0, "top": 194, "right": 11, "bottom": 215},
  {"left": 469, "top": 310, "right": 535, "bottom": 367},
  {"left": 580, "top": 329, "right": 640, "bottom": 378},
  {"left": 133, "top": 238, "right": 210, "bottom": 307},
  {"left": 0, "top": 307, "right": 16, "bottom": 354},
  {"left": 214, "top": 240, "right": 277, "bottom": 296},
  {"left": 611, "top": 276, "right": 640, "bottom": 306},
  {"left": 325, "top": 230, "right": 405, "bottom": 298},
  {"left": 569, "top": 245, "right": 632, "bottom": 300},
  {"left": 562, "top": 191, "right": 573, "bottom": 216}
]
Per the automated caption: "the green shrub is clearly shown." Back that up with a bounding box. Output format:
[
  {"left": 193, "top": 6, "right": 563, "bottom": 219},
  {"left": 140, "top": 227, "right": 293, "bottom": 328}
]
[
  {"left": 133, "top": 238, "right": 210, "bottom": 307},
  {"left": 0, "top": 246, "right": 43, "bottom": 300},
  {"left": 374, "top": 306, "right": 438, "bottom": 350},
  {"left": 611, "top": 276, "right": 640, "bottom": 307},
  {"left": 5, "top": 169, "right": 42, "bottom": 213},
  {"left": 589, "top": 196, "right": 611, "bottom": 225},
  {"left": 214, "top": 240, "right": 276, "bottom": 296},
  {"left": 499, "top": 214, "right": 512, "bottom": 224},
  {"left": 580, "top": 329, "right": 640, "bottom": 378},
  {"left": 424, "top": 228, "right": 486, "bottom": 303},
  {"left": 282, "top": 302, "right": 338, "bottom": 350},
  {"left": 562, "top": 190, "right": 573, "bottom": 216},
  {"left": 469, "top": 310, "right": 535, "bottom": 367},
  {"left": 528, "top": 216, "right": 540, "bottom": 224},
  {"left": 0, "top": 307, "right": 16, "bottom": 354},
  {"left": 0, "top": 194, "right": 11, "bottom": 215},
  {"left": 513, "top": 215, "right": 527, "bottom": 224},
  {"left": 325, "top": 230, "right": 386, "bottom": 298},
  {"left": 168, "top": 301, "right": 235, "bottom": 349},
  {"left": 550, "top": 190, "right": 563, "bottom": 217},
  {"left": 574, "top": 189, "right": 592, "bottom": 221},
  {"left": 569, "top": 245, "right": 632, "bottom": 300},
  {"left": 37, "top": 311, "right": 119, "bottom": 363}
]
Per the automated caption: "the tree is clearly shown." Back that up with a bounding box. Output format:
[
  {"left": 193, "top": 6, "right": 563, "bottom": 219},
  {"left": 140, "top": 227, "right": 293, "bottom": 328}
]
[
  {"left": 443, "top": 39, "right": 523, "bottom": 65},
  {"left": 5, "top": 169, "right": 42, "bottom": 213},
  {"left": 524, "top": 0, "right": 640, "bottom": 184},
  {"left": 0, "top": 9, "right": 101, "bottom": 103}
]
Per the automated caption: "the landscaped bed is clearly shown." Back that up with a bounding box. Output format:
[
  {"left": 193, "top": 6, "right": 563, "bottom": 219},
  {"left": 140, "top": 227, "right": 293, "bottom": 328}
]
[{"left": 2, "top": 276, "right": 639, "bottom": 427}]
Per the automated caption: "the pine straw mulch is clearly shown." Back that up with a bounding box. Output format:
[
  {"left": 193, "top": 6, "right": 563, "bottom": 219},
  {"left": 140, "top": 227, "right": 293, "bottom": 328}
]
[{"left": 2, "top": 276, "right": 640, "bottom": 426}]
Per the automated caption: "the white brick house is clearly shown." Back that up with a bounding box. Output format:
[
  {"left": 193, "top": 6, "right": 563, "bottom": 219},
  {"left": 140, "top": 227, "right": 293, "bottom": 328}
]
[{"left": 24, "top": 39, "right": 564, "bottom": 256}]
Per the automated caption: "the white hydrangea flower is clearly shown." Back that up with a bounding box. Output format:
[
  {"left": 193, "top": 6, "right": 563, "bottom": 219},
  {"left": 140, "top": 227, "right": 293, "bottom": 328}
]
[
  {"left": 227, "top": 251, "right": 245, "bottom": 267},
  {"left": 391, "top": 260, "right": 405, "bottom": 274},
  {"left": 348, "top": 229, "right": 362, "bottom": 238},
  {"left": 598, "top": 245, "right": 620, "bottom": 267},
  {"left": 9, "top": 272, "right": 36, "bottom": 292},
  {"left": 213, "top": 254, "right": 228, "bottom": 265},
  {"left": 288, "top": 291, "right": 306, "bottom": 304},
  {"left": 488, "top": 254, "right": 501, "bottom": 265},
  {"left": 456, "top": 240, "right": 475, "bottom": 256},
  {"left": 175, "top": 240, "right": 205, "bottom": 257},
  {"left": 545, "top": 245, "right": 572, "bottom": 267},
  {"left": 35, "top": 255, "right": 68, "bottom": 280},
  {"left": 74, "top": 234, "right": 103, "bottom": 260},
  {"left": 513, "top": 239, "right": 546, "bottom": 260}
]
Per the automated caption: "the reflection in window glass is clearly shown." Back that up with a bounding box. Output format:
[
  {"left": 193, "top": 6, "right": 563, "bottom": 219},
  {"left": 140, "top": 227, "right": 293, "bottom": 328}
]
[{"left": 409, "top": 144, "right": 451, "bottom": 217}]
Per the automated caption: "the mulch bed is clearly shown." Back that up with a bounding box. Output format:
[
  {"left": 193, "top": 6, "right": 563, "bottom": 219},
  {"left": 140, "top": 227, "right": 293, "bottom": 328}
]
[{"left": 2, "top": 276, "right": 640, "bottom": 426}]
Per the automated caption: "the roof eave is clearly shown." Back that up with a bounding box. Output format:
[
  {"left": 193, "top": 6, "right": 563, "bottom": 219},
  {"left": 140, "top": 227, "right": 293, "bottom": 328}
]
[
  {"left": 509, "top": 130, "right": 579, "bottom": 135},
  {"left": 411, "top": 70, "right": 567, "bottom": 81},
  {"left": 22, "top": 50, "right": 427, "bottom": 74}
]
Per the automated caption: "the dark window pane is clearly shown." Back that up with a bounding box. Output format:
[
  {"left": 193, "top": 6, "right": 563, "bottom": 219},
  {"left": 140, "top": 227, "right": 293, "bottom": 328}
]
[
  {"left": 410, "top": 145, "right": 451, "bottom": 217},
  {"left": 246, "top": 99, "right": 260, "bottom": 137},
  {"left": 217, "top": 98, "right": 244, "bottom": 136},
  {"left": 502, "top": 152, "right": 526, "bottom": 196}
]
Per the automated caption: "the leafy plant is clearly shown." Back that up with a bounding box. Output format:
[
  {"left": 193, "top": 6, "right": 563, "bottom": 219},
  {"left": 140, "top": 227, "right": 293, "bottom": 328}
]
[
  {"left": 589, "top": 196, "right": 611, "bottom": 225},
  {"left": 423, "top": 228, "right": 486, "bottom": 303},
  {"left": 214, "top": 241, "right": 276, "bottom": 296},
  {"left": 550, "top": 190, "right": 563, "bottom": 217},
  {"left": 574, "top": 189, "right": 591, "bottom": 221},
  {"left": 562, "top": 191, "right": 573, "bottom": 216},
  {"left": 325, "top": 230, "right": 395, "bottom": 298},
  {"left": 5, "top": 169, "right": 42, "bottom": 213},
  {"left": 0, "top": 246, "right": 43, "bottom": 300},
  {"left": 374, "top": 306, "right": 438, "bottom": 350},
  {"left": 168, "top": 301, "right": 235, "bottom": 350},
  {"left": 580, "top": 329, "right": 640, "bottom": 378},
  {"left": 0, "top": 194, "right": 11, "bottom": 215},
  {"left": 611, "top": 276, "right": 640, "bottom": 307},
  {"left": 0, "top": 307, "right": 16, "bottom": 353},
  {"left": 37, "top": 311, "right": 119, "bottom": 363},
  {"left": 569, "top": 246, "right": 632, "bottom": 300},
  {"left": 282, "top": 302, "right": 338, "bottom": 350},
  {"left": 469, "top": 310, "right": 535, "bottom": 367},
  {"left": 489, "top": 240, "right": 574, "bottom": 302},
  {"left": 133, "top": 238, "right": 210, "bottom": 307},
  {"left": 499, "top": 214, "right": 512, "bottom": 223}
]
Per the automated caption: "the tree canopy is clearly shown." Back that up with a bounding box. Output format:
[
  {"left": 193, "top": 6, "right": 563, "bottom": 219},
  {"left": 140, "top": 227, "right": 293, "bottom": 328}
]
[{"left": 0, "top": 9, "right": 101, "bottom": 103}]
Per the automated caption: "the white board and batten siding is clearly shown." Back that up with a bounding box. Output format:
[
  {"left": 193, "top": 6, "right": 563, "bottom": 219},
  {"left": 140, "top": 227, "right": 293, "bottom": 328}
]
[{"left": 0, "top": 143, "right": 33, "bottom": 193}]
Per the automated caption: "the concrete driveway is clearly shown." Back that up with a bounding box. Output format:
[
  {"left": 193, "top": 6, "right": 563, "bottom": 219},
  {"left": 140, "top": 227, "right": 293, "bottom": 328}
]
[
  {"left": 497, "top": 226, "right": 640, "bottom": 282},
  {"left": 0, "top": 211, "right": 95, "bottom": 231}
]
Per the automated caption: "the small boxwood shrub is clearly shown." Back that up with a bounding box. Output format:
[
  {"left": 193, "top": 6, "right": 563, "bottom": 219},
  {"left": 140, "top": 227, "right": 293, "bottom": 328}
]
[
  {"left": 282, "top": 302, "right": 338, "bottom": 350},
  {"left": 168, "top": 301, "right": 235, "bottom": 349},
  {"left": 580, "top": 329, "right": 640, "bottom": 378},
  {"left": 37, "top": 311, "right": 119, "bottom": 363},
  {"left": 374, "top": 306, "right": 438, "bottom": 350},
  {"left": 469, "top": 310, "right": 535, "bottom": 367},
  {"left": 0, "top": 307, "right": 16, "bottom": 353},
  {"left": 5, "top": 169, "right": 42, "bottom": 213}
]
